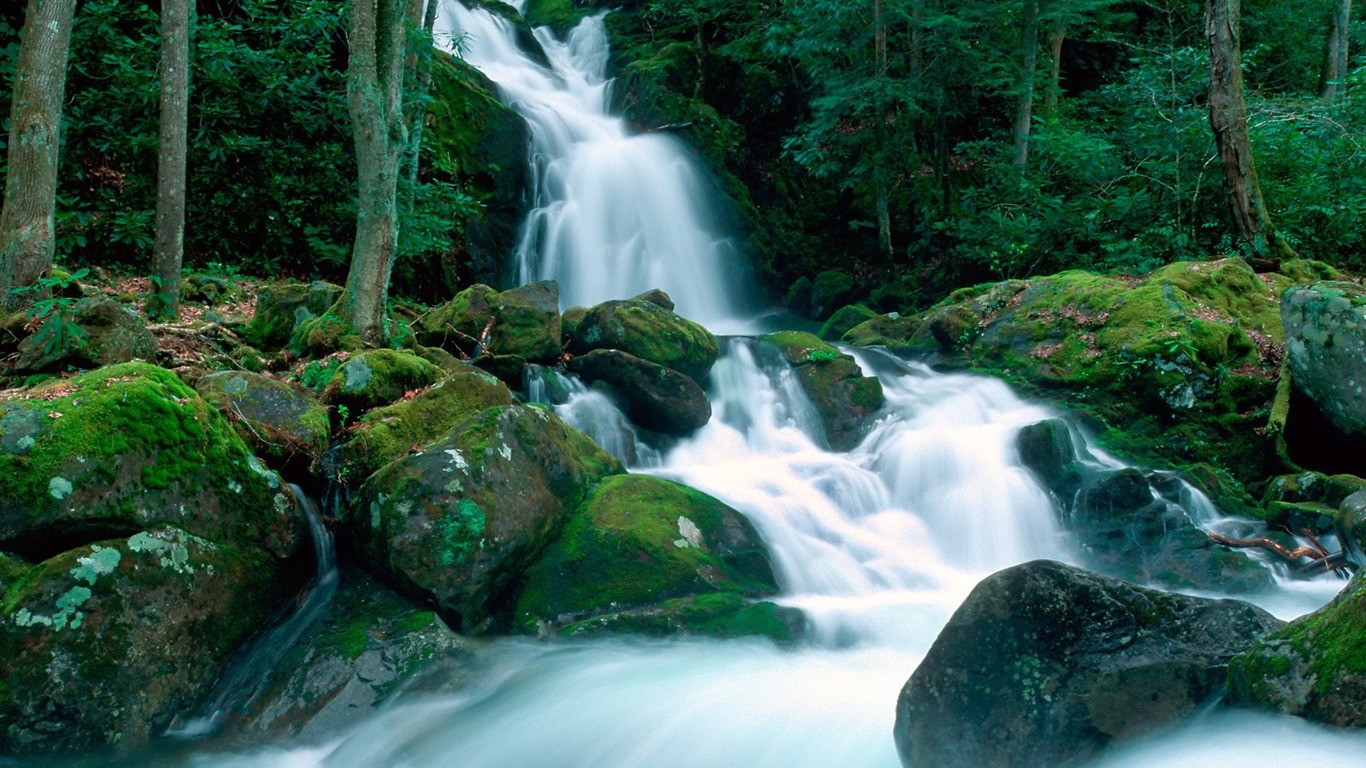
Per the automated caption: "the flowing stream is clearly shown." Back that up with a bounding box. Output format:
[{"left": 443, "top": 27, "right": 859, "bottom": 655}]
[{"left": 47, "top": 3, "right": 1363, "bottom": 766}]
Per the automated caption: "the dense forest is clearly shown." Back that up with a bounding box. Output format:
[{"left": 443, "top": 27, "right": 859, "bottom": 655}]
[{"left": 0, "top": 0, "right": 1361, "bottom": 318}]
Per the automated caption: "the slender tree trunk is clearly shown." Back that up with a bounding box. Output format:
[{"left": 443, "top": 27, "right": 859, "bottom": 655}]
[
  {"left": 1320, "top": 0, "right": 1352, "bottom": 99},
  {"left": 1206, "top": 0, "right": 1294, "bottom": 258},
  {"left": 343, "top": 0, "right": 422, "bottom": 345},
  {"left": 1044, "top": 20, "right": 1066, "bottom": 119},
  {"left": 874, "top": 0, "right": 893, "bottom": 260},
  {"left": 0, "top": 0, "right": 78, "bottom": 310},
  {"left": 1011, "top": 0, "right": 1040, "bottom": 173},
  {"left": 400, "top": 0, "right": 441, "bottom": 217},
  {"left": 151, "top": 0, "right": 193, "bottom": 320}
]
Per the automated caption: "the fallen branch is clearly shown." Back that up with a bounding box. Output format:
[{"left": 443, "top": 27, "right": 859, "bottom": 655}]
[{"left": 1209, "top": 531, "right": 1328, "bottom": 564}]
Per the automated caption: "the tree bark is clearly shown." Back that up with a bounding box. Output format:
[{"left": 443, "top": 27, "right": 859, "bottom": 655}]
[
  {"left": 1319, "top": 0, "right": 1352, "bottom": 99},
  {"left": 1044, "top": 20, "right": 1066, "bottom": 119},
  {"left": 0, "top": 0, "right": 78, "bottom": 310},
  {"left": 1206, "top": 0, "right": 1294, "bottom": 258},
  {"left": 874, "top": 0, "right": 893, "bottom": 260},
  {"left": 1011, "top": 0, "right": 1040, "bottom": 172},
  {"left": 151, "top": 0, "right": 193, "bottom": 320},
  {"left": 400, "top": 0, "right": 440, "bottom": 217},
  {"left": 342, "top": 0, "right": 423, "bottom": 345}
]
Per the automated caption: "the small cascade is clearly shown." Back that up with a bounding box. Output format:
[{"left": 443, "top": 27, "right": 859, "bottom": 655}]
[
  {"left": 171, "top": 485, "right": 337, "bottom": 737},
  {"left": 436, "top": 2, "right": 751, "bottom": 327}
]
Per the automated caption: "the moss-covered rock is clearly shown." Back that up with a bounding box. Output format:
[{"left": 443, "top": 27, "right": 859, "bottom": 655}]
[
  {"left": 809, "top": 269, "right": 855, "bottom": 321},
  {"left": 0, "top": 526, "right": 295, "bottom": 753},
  {"left": 560, "top": 593, "right": 805, "bottom": 643},
  {"left": 241, "top": 281, "right": 342, "bottom": 350},
  {"left": 761, "top": 331, "right": 884, "bottom": 451},
  {"left": 0, "top": 363, "right": 302, "bottom": 559},
  {"left": 415, "top": 281, "right": 562, "bottom": 363},
  {"left": 570, "top": 295, "right": 719, "bottom": 384},
  {"left": 235, "top": 568, "right": 475, "bottom": 742},
  {"left": 337, "top": 362, "right": 515, "bottom": 482},
  {"left": 1281, "top": 281, "right": 1366, "bottom": 438},
  {"left": 1227, "top": 572, "right": 1366, "bottom": 726},
  {"left": 568, "top": 349, "right": 711, "bottom": 436},
  {"left": 287, "top": 313, "right": 363, "bottom": 357},
  {"left": 347, "top": 404, "right": 623, "bottom": 632},
  {"left": 847, "top": 260, "right": 1289, "bottom": 483},
  {"left": 513, "top": 474, "right": 779, "bottom": 633},
  {"left": 196, "top": 370, "right": 330, "bottom": 471},
  {"left": 820, "top": 303, "right": 878, "bottom": 342},
  {"left": 321, "top": 349, "right": 445, "bottom": 415},
  {"left": 15, "top": 296, "right": 157, "bottom": 373}
]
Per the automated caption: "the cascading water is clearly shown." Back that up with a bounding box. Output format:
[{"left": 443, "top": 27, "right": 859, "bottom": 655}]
[{"left": 438, "top": 1, "right": 751, "bottom": 328}]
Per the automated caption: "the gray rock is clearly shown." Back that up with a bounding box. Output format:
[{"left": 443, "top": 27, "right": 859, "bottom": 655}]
[
  {"left": 16, "top": 296, "right": 156, "bottom": 372},
  {"left": 1282, "top": 281, "right": 1366, "bottom": 436},
  {"left": 569, "top": 348, "right": 711, "bottom": 436},
  {"left": 894, "top": 560, "right": 1283, "bottom": 768}
]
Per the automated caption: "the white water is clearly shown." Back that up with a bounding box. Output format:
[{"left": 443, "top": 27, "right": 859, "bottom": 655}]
[
  {"left": 127, "top": 4, "right": 1366, "bottom": 767},
  {"left": 437, "top": 0, "right": 751, "bottom": 328}
]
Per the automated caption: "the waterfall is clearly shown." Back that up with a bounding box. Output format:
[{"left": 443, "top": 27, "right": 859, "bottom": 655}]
[{"left": 437, "top": 1, "right": 751, "bottom": 328}]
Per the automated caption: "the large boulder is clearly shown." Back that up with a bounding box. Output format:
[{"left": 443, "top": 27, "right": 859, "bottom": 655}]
[
  {"left": 761, "top": 331, "right": 884, "bottom": 451},
  {"left": 570, "top": 294, "right": 719, "bottom": 384},
  {"left": 242, "top": 281, "right": 342, "bottom": 350},
  {"left": 337, "top": 361, "right": 515, "bottom": 482},
  {"left": 0, "top": 363, "right": 302, "bottom": 558},
  {"left": 0, "top": 526, "right": 295, "bottom": 753},
  {"left": 1227, "top": 572, "right": 1366, "bottom": 726},
  {"left": 347, "top": 404, "right": 623, "bottom": 632},
  {"left": 1281, "top": 281, "right": 1366, "bottom": 438},
  {"left": 415, "top": 281, "right": 561, "bottom": 363},
  {"left": 15, "top": 296, "right": 156, "bottom": 373},
  {"left": 320, "top": 349, "right": 446, "bottom": 416},
  {"left": 568, "top": 349, "right": 711, "bottom": 436},
  {"left": 894, "top": 560, "right": 1283, "bottom": 768},
  {"left": 512, "top": 474, "right": 780, "bottom": 633},
  {"left": 196, "top": 370, "right": 331, "bottom": 471}
]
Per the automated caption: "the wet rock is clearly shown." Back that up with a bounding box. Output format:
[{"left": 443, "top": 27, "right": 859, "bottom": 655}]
[
  {"left": 415, "top": 281, "right": 561, "bottom": 363},
  {"left": 1015, "top": 418, "right": 1085, "bottom": 499},
  {"left": 570, "top": 296, "right": 719, "bottom": 384},
  {"left": 894, "top": 560, "right": 1284, "bottom": 768},
  {"left": 0, "top": 526, "right": 297, "bottom": 754},
  {"left": 321, "top": 349, "right": 445, "bottom": 415},
  {"left": 761, "top": 331, "right": 884, "bottom": 451},
  {"left": 196, "top": 370, "right": 330, "bottom": 471},
  {"left": 347, "top": 404, "right": 623, "bottom": 632},
  {"left": 1282, "top": 281, "right": 1366, "bottom": 438},
  {"left": 808, "top": 269, "right": 855, "bottom": 321},
  {"left": 242, "top": 281, "right": 342, "bottom": 350},
  {"left": 819, "top": 303, "right": 878, "bottom": 342},
  {"left": 16, "top": 296, "right": 156, "bottom": 373},
  {"left": 513, "top": 474, "right": 779, "bottom": 634},
  {"left": 0, "top": 363, "right": 302, "bottom": 560},
  {"left": 568, "top": 349, "right": 711, "bottom": 436},
  {"left": 1227, "top": 571, "right": 1366, "bottom": 727},
  {"left": 561, "top": 593, "right": 805, "bottom": 644},
  {"left": 338, "top": 362, "right": 515, "bottom": 482}
]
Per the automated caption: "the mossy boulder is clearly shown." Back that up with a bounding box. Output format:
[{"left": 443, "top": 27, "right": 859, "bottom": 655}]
[
  {"left": 761, "top": 331, "right": 884, "bottom": 451},
  {"left": 1227, "top": 572, "right": 1366, "bottom": 726},
  {"left": 808, "top": 269, "right": 855, "bottom": 321},
  {"left": 0, "top": 363, "right": 302, "bottom": 559},
  {"left": 847, "top": 260, "right": 1288, "bottom": 482},
  {"left": 347, "top": 404, "right": 623, "bottom": 632},
  {"left": 196, "top": 371, "right": 330, "bottom": 470},
  {"left": 242, "top": 281, "right": 342, "bottom": 350},
  {"left": 16, "top": 296, "right": 157, "bottom": 373},
  {"left": 1281, "top": 281, "right": 1366, "bottom": 437},
  {"left": 570, "top": 295, "right": 719, "bottom": 384},
  {"left": 0, "top": 525, "right": 295, "bottom": 753},
  {"left": 287, "top": 313, "right": 363, "bottom": 357},
  {"left": 415, "top": 281, "right": 562, "bottom": 363},
  {"left": 512, "top": 474, "right": 780, "bottom": 633},
  {"left": 1015, "top": 419, "right": 1086, "bottom": 500},
  {"left": 560, "top": 593, "right": 805, "bottom": 643},
  {"left": 320, "top": 349, "right": 445, "bottom": 415},
  {"left": 895, "top": 560, "right": 1284, "bottom": 768},
  {"left": 820, "top": 303, "right": 878, "bottom": 342},
  {"left": 568, "top": 349, "right": 711, "bottom": 436},
  {"left": 337, "top": 362, "right": 515, "bottom": 482},
  {"left": 235, "top": 569, "right": 474, "bottom": 742}
]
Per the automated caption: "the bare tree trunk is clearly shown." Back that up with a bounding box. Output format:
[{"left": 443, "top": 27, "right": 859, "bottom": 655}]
[
  {"left": 342, "top": 0, "right": 423, "bottom": 345},
  {"left": 1044, "top": 20, "right": 1066, "bottom": 119},
  {"left": 1206, "top": 0, "right": 1294, "bottom": 258},
  {"left": 1011, "top": 0, "right": 1040, "bottom": 173},
  {"left": 151, "top": 0, "right": 193, "bottom": 320},
  {"left": 1320, "top": 0, "right": 1352, "bottom": 99},
  {"left": 0, "top": 0, "right": 78, "bottom": 311},
  {"left": 874, "top": 0, "right": 892, "bottom": 260},
  {"left": 400, "top": 0, "right": 441, "bottom": 217}
]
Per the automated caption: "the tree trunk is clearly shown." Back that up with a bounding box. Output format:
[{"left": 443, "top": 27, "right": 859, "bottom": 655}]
[
  {"left": 342, "top": 0, "right": 422, "bottom": 345},
  {"left": 151, "top": 0, "right": 193, "bottom": 320},
  {"left": 874, "top": 0, "right": 893, "bottom": 260},
  {"left": 1206, "top": 0, "right": 1294, "bottom": 258},
  {"left": 1044, "top": 21, "right": 1066, "bottom": 119},
  {"left": 1320, "top": 0, "right": 1352, "bottom": 99},
  {"left": 400, "top": 0, "right": 440, "bottom": 217},
  {"left": 0, "top": 0, "right": 78, "bottom": 310},
  {"left": 1011, "top": 0, "right": 1040, "bottom": 172}
]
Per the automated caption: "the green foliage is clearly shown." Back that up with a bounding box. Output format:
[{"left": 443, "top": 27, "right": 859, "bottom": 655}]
[{"left": 9, "top": 269, "right": 91, "bottom": 362}]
